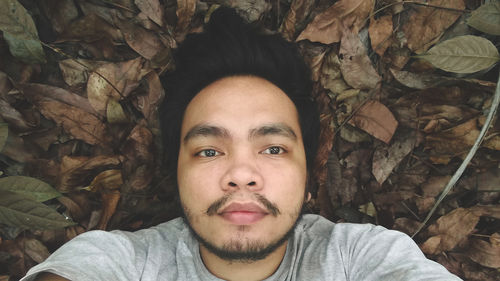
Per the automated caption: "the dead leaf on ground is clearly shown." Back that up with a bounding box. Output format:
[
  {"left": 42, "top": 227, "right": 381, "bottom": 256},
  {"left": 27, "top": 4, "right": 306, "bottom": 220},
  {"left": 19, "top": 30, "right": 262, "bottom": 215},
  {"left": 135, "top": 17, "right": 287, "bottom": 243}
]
[
  {"left": 176, "top": 0, "right": 197, "bottom": 33},
  {"left": 466, "top": 237, "right": 500, "bottom": 268},
  {"left": 279, "top": 0, "right": 316, "bottom": 40},
  {"left": 86, "top": 57, "right": 144, "bottom": 116},
  {"left": 117, "top": 19, "right": 165, "bottom": 60},
  {"left": 297, "top": 0, "right": 374, "bottom": 44},
  {"left": 135, "top": 0, "right": 164, "bottom": 26},
  {"left": 20, "top": 83, "right": 100, "bottom": 117},
  {"left": 421, "top": 208, "right": 480, "bottom": 254},
  {"left": 59, "top": 59, "right": 107, "bottom": 87},
  {"left": 134, "top": 71, "right": 165, "bottom": 128},
  {"left": 39, "top": 0, "right": 79, "bottom": 34},
  {"left": 58, "top": 155, "right": 123, "bottom": 192},
  {"left": 369, "top": 15, "right": 393, "bottom": 56},
  {"left": 58, "top": 13, "right": 123, "bottom": 43},
  {"left": 339, "top": 30, "right": 381, "bottom": 90},
  {"left": 402, "top": 0, "right": 465, "bottom": 54},
  {"left": 421, "top": 176, "right": 452, "bottom": 197},
  {"left": 372, "top": 129, "right": 416, "bottom": 185},
  {"left": 348, "top": 100, "right": 398, "bottom": 144}
]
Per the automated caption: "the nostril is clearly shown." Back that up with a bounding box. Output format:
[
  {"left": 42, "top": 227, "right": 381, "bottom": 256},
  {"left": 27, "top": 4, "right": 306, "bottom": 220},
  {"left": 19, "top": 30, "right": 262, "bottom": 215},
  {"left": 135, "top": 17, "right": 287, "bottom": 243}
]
[
  {"left": 229, "top": 182, "right": 237, "bottom": 187},
  {"left": 248, "top": 181, "right": 256, "bottom": 186}
]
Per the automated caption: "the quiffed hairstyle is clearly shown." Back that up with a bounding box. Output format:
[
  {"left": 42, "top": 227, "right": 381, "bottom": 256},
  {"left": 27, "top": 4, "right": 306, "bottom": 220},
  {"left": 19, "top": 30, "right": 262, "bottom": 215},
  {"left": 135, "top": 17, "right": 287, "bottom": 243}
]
[{"left": 160, "top": 7, "right": 320, "bottom": 180}]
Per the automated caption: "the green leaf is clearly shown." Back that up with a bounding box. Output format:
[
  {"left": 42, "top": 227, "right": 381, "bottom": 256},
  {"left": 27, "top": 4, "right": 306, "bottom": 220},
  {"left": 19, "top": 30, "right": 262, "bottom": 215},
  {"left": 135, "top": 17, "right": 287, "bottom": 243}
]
[
  {"left": 420, "top": 35, "right": 500, "bottom": 74},
  {"left": 0, "top": 0, "right": 46, "bottom": 63},
  {"left": 0, "top": 190, "right": 75, "bottom": 230},
  {"left": 0, "top": 176, "right": 61, "bottom": 202},
  {"left": 467, "top": 1, "right": 500, "bottom": 36},
  {"left": 0, "top": 121, "right": 7, "bottom": 152}
]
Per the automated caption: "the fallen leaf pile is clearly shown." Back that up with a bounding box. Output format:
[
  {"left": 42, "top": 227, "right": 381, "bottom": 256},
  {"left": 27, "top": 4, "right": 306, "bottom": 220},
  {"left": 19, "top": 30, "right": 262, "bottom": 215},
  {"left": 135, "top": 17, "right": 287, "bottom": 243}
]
[{"left": 0, "top": 0, "right": 499, "bottom": 280}]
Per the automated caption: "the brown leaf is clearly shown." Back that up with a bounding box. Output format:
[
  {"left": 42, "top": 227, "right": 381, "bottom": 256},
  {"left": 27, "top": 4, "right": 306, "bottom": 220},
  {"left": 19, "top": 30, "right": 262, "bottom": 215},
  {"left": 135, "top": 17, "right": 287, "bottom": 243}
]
[
  {"left": 86, "top": 170, "right": 123, "bottom": 192},
  {"left": 39, "top": 0, "right": 79, "bottom": 34},
  {"left": 58, "top": 155, "right": 123, "bottom": 192},
  {"left": 36, "top": 99, "right": 109, "bottom": 146},
  {"left": 224, "top": 0, "right": 272, "bottom": 23},
  {"left": 117, "top": 20, "right": 164, "bottom": 60},
  {"left": 122, "top": 123, "right": 154, "bottom": 191},
  {"left": 402, "top": 0, "right": 465, "bottom": 53},
  {"left": 57, "top": 194, "right": 89, "bottom": 221},
  {"left": 134, "top": 0, "right": 164, "bottom": 26},
  {"left": 134, "top": 71, "right": 165, "bottom": 127},
  {"left": 421, "top": 176, "right": 452, "bottom": 197},
  {"left": 421, "top": 208, "right": 480, "bottom": 254},
  {"left": 18, "top": 238, "right": 49, "bottom": 264},
  {"left": 58, "top": 59, "right": 106, "bottom": 87},
  {"left": 86, "top": 58, "right": 144, "bottom": 116},
  {"left": 373, "top": 191, "right": 415, "bottom": 205},
  {"left": 20, "top": 83, "right": 100, "bottom": 117},
  {"left": 96, "top": 189, "right": 120, "bottom": 230},
  {"left": 372, "top": 130, "right": 416, "bottom": 185},
  {"left": 297, "top": 0, "right": 374, "bottom": 44},
  {"left": 369, "top": 15, "right": 393, "bottom": 56},
  {"left": 58, "top": 13, "right": 122, "bottom": 43},
  {"left": 348, "top": 100, "right": 398, "bottom": 144},
  {"left": 339, "top": 30, "right": 381, "bottom": 90},
  {"left": 176, "top": 0, "right": 196, "bottom": 33},
  {"left": 0, "top": 98, "right": 35, "bottom": 131},
  {"left": 279, "top": 0, "right": 316, "bottom": 40},
  {"left": 466, "top": 237, "right": 500, "bottom": 268}
]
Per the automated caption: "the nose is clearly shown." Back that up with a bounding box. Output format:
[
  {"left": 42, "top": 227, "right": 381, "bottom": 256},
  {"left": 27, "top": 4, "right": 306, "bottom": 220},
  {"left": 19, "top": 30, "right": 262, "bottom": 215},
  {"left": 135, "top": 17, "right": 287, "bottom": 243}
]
[{"left": 221, "top": 154, "right": 263, "bottom": 192}]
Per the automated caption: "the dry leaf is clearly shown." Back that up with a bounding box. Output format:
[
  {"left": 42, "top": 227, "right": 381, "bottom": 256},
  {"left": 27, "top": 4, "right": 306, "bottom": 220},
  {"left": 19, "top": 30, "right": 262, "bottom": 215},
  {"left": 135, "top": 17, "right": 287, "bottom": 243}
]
[
  {"left": 369, "top": 15, "right": 393, "bottom": 56},
  {"left": 421, "top": 176, "right": 452, "bottom": 197},
  {"left": 35, "top": 99, "right": 109, "bottom": 146},
  {"left": 117, "top": 20, "right": 164, "bottom": 60},
  {"left": 279, "top": 0, "right": 316, "bottom": 40},
  {"left": 0, "top": 98, "right": 34, "bottom": 131},
  {"left": 402, "top": 0, "right": 465, "bottom": 54},
  {"left": 348, "top": 100, "right": 398, "bottom": 144},
  {"left": 58, "top": 155, "right": 123, "bottom": 192},
  {"left": 58, "top": 13, "right": 122, "bottom": 43},
  {"left": 466, "top": 238, "right": 500, "bottom": 268},
  {"left": 296, "top": 0, "right": 374, "bottom": 44},
  {"left": 20, "top": 83, "right": 100, "bottom": 117},
  {"left": 39, "top": 0, "right": 79, "bottom": 34},
  {"left": 339, "top": 30, "right": 381, "bottom": 90},
  {"left": 134, "top": 71, "right": 165, "bottom": 127},
  {"left": 176, "top": 0, "right": 196, "bottom": 32},
  {"left": 421, "top": 208, "right": 479, "bottom": 254},
  {"left": 372, "top": 130, "right": 416, "bottom": 185},
  {"left": 134, "top": 0, "right": 164, "bottom": 26},
  {"left": 58, "top": 59, "right": 106, "bottom": 87},
  {"left": 86, "top": 58, "right": 144, "bottom": 116}
]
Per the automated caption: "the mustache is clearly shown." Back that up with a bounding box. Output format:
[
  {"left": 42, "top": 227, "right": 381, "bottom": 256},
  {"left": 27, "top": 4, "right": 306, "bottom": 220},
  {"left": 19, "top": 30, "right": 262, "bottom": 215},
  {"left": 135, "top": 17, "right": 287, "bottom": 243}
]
[{"left": 205, "top": 193, "right": 281, "bottom": 216}]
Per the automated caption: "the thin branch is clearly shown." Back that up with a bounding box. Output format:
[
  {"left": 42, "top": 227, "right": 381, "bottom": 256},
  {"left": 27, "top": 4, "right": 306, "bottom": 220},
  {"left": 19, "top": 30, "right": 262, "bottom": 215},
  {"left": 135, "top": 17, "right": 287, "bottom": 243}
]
[{"left": 412, "top": 68, "right": 500, "bottom": 238}]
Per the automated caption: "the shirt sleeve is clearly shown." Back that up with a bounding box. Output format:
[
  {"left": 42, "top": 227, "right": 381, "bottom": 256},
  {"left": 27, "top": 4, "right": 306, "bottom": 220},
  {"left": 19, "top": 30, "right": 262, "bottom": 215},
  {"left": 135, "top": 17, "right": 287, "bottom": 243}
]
[
  {"left": 338, "top": 223, "right": 462, "bottom": 281},
  {"left": 20, "top": 230, "right": 146, "bottom": 281}
]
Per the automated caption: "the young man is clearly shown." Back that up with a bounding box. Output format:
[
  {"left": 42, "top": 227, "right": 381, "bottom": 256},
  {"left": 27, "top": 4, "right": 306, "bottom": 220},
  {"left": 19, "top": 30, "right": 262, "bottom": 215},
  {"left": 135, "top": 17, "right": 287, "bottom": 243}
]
[{"left": 23, "top": 8, "right": 461, "bottom": 281}]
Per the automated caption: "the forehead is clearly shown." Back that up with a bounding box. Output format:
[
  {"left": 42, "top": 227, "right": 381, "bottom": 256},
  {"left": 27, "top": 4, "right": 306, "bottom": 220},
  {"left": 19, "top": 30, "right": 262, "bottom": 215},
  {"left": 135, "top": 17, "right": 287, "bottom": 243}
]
[{"left": 181, "top": 76, "right": 301, "bottom": 137}]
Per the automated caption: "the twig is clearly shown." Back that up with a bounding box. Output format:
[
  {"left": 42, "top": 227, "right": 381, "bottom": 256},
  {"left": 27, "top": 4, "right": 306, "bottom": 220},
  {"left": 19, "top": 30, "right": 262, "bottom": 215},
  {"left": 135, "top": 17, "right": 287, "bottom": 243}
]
[{"left": 412, "top": 69, "right": 500, "bottom": 238}]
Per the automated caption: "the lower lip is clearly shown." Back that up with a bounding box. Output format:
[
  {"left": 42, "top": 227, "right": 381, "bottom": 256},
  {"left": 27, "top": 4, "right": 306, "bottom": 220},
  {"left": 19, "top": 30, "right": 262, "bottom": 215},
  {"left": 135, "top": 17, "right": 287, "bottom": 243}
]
[{"left": 220, "top": 211, "right": 267, "bottom": 225}]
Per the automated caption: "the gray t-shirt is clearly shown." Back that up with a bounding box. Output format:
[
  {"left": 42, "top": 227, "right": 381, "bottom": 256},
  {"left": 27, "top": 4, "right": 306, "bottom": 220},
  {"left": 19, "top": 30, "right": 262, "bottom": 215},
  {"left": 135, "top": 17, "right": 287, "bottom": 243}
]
[{"left": 21, "top": 214, "right": 461, "bottom": 281}]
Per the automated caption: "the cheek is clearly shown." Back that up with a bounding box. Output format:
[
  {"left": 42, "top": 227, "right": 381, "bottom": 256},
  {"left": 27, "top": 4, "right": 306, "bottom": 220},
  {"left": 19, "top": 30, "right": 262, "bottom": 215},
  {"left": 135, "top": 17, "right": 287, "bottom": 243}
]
[{"left": 177, "top": 163, "right": 224, "bottom": 211}]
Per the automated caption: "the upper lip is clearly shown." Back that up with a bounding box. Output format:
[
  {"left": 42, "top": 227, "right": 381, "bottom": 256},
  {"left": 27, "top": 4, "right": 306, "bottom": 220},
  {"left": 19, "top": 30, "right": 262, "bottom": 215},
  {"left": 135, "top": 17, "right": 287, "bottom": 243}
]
[{"left": 219, "top": 202, "right": 268, "bottom": 214}]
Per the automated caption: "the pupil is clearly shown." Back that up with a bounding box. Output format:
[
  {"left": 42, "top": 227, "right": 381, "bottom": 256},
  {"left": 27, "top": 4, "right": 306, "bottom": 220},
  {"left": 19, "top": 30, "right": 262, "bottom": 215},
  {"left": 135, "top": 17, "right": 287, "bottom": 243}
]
[
  {"left": 270, "top": 147, "right": 279, "bottom": 154},
  {"left": 206, "top": 150, "right": 216, "bottom": 156}
]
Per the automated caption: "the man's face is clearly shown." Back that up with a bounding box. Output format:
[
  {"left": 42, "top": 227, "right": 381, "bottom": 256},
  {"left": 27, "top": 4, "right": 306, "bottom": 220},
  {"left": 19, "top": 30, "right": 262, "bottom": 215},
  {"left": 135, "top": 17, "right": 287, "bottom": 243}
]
[{"left": 177, "top": 76, "right": 307, "bottom": 261}]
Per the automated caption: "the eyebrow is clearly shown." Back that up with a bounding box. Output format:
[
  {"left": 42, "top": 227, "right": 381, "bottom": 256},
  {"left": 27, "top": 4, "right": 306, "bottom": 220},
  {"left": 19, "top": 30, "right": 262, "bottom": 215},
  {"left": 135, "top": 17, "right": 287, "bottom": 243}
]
[
  {"left": 183, "top": 124, "right": 231, "bottom": 144},
  {"left": 183, "top": 123, "right": 298, "bottom": 144},
  {"left": 249, "top": 123, "right": 297, "bottom": 140}
]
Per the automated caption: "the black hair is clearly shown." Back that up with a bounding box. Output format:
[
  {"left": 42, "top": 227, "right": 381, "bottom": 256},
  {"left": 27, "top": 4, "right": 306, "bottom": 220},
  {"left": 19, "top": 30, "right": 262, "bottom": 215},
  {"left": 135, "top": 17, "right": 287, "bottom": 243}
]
[{"left": 159, "top": 7, "right": 319, "bottom": 181}]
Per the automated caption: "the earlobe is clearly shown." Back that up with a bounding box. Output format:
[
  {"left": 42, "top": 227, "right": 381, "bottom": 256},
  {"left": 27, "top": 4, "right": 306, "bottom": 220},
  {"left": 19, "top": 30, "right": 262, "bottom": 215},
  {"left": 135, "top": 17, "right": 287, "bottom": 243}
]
[{"left": 306, "top": 192, "right": 311, "bottom": 203}]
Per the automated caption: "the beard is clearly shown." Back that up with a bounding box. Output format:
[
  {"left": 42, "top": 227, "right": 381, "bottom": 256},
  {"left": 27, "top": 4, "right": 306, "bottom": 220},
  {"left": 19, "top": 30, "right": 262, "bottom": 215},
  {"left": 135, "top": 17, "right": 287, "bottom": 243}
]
[{"left": 181, "top": 193, "right": 305, "bottom": 263}]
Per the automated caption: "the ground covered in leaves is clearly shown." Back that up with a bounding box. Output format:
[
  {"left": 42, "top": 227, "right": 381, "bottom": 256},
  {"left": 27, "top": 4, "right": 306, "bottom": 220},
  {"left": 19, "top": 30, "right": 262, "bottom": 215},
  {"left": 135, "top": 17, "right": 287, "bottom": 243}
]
[{"left": 0, "top": 0, "right": 499, "bottom": 280}]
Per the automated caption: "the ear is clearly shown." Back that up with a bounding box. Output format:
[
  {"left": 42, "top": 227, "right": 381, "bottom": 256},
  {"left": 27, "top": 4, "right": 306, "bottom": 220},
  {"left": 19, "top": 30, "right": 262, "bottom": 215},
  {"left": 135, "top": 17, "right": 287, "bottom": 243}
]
[{"left": 305, "top": 192, "right": 312, "bottom": 203}]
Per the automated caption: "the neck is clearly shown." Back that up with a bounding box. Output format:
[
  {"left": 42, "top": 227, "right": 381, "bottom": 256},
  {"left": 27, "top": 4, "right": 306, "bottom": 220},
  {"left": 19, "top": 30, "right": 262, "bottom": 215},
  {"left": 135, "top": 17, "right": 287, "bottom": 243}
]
[{"left": 199, "top": 241, "right": 288, "bottom": 281}]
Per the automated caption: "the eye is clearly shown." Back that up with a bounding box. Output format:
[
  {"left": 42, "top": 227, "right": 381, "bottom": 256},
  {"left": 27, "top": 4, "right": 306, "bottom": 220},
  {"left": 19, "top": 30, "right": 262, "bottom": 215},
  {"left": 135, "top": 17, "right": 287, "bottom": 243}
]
[
  {"left": 196, "top": 149, "right": 221, "bottom": 157},
  {"left": 262, "top": 146, "right": 286, "bottom": 155}
]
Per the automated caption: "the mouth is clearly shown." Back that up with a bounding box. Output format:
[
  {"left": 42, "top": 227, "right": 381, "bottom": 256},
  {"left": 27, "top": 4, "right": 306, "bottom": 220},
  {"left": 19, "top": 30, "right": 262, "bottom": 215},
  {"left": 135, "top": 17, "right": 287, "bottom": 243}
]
[{"left": 218, "top": 202, "right": 269, "bottom": 225}]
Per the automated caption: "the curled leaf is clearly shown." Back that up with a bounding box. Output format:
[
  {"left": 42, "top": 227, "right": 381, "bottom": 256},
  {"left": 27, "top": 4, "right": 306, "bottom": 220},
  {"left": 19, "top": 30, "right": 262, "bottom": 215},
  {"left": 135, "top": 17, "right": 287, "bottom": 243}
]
[{"left": 420, "top": 35, "right": 500, "bottom": 74}]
